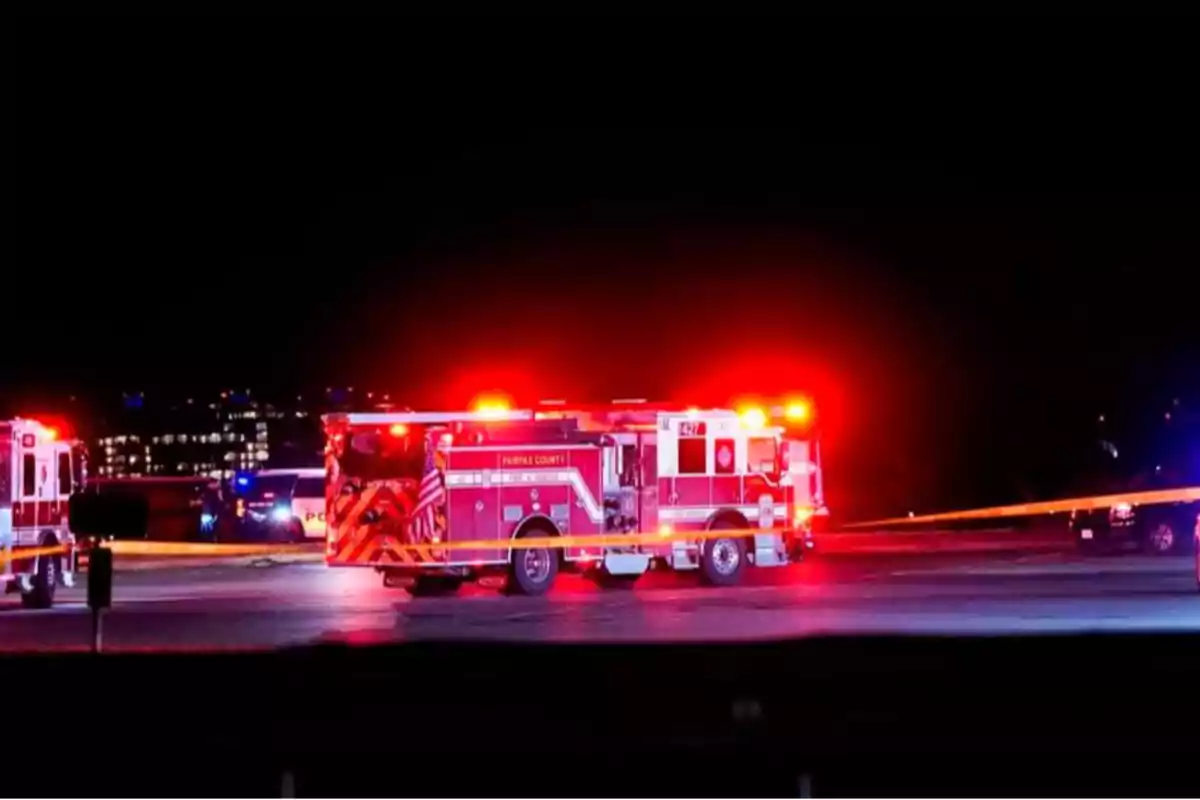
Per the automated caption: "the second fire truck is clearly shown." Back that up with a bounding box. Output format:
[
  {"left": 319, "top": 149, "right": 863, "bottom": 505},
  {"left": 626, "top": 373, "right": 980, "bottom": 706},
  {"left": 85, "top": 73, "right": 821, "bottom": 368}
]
[
  {"left": 1, "top": 418, "right": 85, "bottom": 609},
  {"left": 324, "top": 400, "right": 825, "bottom": 595}
]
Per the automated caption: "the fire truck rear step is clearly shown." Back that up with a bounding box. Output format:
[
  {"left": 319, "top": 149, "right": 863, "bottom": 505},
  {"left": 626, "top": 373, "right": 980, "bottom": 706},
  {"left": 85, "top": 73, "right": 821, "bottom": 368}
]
[
  {"left": 667, "top": 542, "right": 701, "bottom": 570},
  {"left": 752, "top": 534, "right": 790, "bottom": 568},
  {"left": 601, "top": 552, "right": 651, "bottom": 576}
]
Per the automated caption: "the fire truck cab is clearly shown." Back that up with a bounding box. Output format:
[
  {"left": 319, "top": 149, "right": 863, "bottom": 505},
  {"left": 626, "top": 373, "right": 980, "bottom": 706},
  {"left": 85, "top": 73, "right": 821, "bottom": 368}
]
[
  {"left": 324, "top": 402, "right": 824, "bottom": 596},
  {"left": 1, "top": 419, "right": 84, "bottom": 609}
]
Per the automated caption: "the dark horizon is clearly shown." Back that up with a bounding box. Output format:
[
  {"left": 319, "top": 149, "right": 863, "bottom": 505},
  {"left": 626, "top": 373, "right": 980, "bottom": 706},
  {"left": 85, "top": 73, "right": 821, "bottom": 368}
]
[{"left": 13, "top": 12, "right": 1200, "bottom": 518}]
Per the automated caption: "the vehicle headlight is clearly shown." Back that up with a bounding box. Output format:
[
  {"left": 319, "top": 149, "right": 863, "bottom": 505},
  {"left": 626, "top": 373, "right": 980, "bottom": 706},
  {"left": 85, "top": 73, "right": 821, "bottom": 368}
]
[
  {"left": 271, "top": 506, "right": 292, "bottom": 523},
  {"left": 200, "top": 512, "right": 216, "bottom": 527}
]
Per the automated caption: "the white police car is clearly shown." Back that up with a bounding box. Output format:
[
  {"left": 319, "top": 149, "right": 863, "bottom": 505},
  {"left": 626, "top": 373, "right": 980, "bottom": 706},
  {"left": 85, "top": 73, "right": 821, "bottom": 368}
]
[{"left": 236, "top": 468, "right": 326, "bottom": 542}]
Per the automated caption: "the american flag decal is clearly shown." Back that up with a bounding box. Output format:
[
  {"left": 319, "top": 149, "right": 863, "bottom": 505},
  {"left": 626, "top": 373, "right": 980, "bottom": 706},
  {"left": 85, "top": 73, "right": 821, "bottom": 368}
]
[{"left": 408, "top": 437, "right": 446, "bottom": 544}]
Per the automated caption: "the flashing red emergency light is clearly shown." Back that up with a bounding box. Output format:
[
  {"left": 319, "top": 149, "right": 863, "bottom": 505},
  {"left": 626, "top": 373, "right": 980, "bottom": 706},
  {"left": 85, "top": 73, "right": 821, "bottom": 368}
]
[
  {"left": 739, "top": 407, "right": 767, "bottom": 430},
  {"left": 785, "top": 401, "right": 811, "bottom": 423},
  {"left": 389, "top": 423, "right": 409, "bottom": 437},
  {"left": 473, "top": 395, "right": 512, "bottom": 418}
]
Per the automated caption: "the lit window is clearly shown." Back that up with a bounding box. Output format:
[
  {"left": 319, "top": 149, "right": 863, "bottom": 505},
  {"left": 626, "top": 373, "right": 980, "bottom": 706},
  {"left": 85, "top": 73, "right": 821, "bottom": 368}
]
[
  {"left": 210, "top": 433, "right": 221, "bottom": 444},
  {"left": 178, "top": 434, "right": 188, "bottom": 444},
  {"left": 162, "top": 434, "right": 174, "bottom": 445},
  {"left": 223, "top": 451, "right": 236, "bottom": 462},
  {"left": 115, "top": 435, "right": 127, "bottom": 445},
  {"left": 152, "top": 436, "right": 160, "bottom": 444},
  {"left": 254, "top": 451, "right": 269, "bottom": 461},
  {"left": 256, "top": 421, "right": 268, "bottom": 431},
  {"left": 256, "top": 432, "right": 269, "bottom": 442}
]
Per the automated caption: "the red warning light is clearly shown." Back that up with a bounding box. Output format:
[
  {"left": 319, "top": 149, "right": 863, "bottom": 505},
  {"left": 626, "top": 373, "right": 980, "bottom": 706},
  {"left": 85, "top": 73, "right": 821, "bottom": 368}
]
[
  {"left": 472, "top": 394, "right": 512, "bottom": 418},
  {"left": 785, "top": 401, "right": 811, "bottom": 423},
  {"left": 389, "top": 423, "right": 409, "bottom": 437}
]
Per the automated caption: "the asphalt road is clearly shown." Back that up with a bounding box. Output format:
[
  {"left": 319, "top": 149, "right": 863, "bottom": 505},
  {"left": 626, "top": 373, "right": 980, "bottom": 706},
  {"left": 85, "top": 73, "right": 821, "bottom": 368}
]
[{"left": 1, "top": 552, "right": 1198, "bottom": 651}]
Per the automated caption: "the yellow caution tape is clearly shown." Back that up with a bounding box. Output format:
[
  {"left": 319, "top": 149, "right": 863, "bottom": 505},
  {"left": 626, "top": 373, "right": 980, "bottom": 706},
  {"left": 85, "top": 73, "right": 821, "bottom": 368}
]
[
  {"left": 105, "top": 540, "right": 317, "bottom": 558},
  {"left": 4, "top": 528, "right": 788, "bottom": 568},
  {"left": 0, "top": 544, "right": 68, "bottom": 567},
  {"left": 847, "top": 485, "right": 1200, "bottom": 528},
  {"left": 333, "top": 526, "right": 783, "bottom": 557}
]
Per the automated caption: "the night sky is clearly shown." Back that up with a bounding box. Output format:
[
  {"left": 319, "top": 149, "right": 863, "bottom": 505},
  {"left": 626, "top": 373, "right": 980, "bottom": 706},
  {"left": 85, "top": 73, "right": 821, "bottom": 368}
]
[{"left": 13, "top": 13, "right": 1200, "bottom": 518}]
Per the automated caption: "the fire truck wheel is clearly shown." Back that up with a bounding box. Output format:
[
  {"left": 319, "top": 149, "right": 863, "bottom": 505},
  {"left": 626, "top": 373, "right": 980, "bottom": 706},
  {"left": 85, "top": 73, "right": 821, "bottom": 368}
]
[
  {"left": 508, "top": 533, "right": 559, "bottom": 596},
  {"left": 21, "top": 550, "right": 58, "bottom": 610},
  {"left": 700, "top": 528, "right": 746, "bottom": 587}
]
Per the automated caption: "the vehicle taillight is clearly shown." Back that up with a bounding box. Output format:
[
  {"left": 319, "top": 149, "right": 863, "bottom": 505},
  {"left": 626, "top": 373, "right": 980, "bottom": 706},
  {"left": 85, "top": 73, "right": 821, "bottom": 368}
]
[{"left": 1111, "top": 503, "right": 1134, "bottom": 521}]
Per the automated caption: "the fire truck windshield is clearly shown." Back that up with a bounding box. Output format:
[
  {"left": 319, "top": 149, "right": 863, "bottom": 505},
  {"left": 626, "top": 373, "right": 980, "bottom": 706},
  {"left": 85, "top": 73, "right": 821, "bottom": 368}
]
[
  {"left": 342, "top": 427, "right": 427, "bottom": 481},
  {"left": 748, "top": 436, "right": 780, "bottom": 475}
]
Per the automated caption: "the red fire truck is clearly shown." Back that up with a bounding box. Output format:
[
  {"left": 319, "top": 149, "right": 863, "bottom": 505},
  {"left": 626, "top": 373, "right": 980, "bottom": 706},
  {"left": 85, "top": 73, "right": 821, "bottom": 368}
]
[
  {"left": 324, "top": 400, "right": 825, "bottom": 595},
  {"left": 1, "top": 418, "right": 85, "bottom": 609}
]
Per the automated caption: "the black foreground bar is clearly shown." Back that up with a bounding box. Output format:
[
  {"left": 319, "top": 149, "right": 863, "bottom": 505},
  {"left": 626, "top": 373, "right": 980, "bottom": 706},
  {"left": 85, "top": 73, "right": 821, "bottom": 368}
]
[{"left": 6, "top": 634, "right": 1200, "bottom": 797}]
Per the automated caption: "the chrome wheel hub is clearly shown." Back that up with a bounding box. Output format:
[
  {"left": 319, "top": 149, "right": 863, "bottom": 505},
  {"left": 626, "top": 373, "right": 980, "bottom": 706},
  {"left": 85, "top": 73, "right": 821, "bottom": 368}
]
[
  {"left": 522, "top": 548, "right": 551, "bottom": 583},
  {"left": 711, "top": 538, "right": 740, "bottom": 575}
]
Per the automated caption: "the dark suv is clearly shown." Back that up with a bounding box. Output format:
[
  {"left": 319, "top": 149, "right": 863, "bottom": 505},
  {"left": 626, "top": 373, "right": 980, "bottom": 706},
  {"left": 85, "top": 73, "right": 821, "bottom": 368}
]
[{"left": 1071, "top": 498, "right": 1200, "bottom": 556}]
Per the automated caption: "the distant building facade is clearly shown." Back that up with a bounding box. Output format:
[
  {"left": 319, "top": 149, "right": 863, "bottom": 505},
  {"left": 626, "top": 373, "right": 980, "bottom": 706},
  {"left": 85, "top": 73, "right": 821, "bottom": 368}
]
[{"left": 91, "top": 387, "right": 396, "bottom": 479}]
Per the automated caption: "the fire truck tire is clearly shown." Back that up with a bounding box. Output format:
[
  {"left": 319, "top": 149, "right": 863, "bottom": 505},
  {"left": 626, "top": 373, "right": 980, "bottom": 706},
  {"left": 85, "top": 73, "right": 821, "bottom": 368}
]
[
  {"left": 21, "top": 544, "right": 58, "bottom": 610},
  {"left": 700, "top": 525, "right": 746, "bottom": 587},
  {"left": 507, "top": 530, "right": 559, "bottom": 596}
]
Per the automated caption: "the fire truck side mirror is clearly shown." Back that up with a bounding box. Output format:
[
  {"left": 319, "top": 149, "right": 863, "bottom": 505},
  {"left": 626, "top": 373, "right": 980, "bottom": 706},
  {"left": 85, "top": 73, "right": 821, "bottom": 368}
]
[{"left": 69, "top": 492, "right": 149, "bottom": 540}]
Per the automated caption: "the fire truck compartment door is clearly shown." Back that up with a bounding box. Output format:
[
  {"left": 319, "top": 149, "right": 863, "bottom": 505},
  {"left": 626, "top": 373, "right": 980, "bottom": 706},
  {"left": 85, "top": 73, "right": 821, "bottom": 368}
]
[
  {"left": 786, "top": 440, "right": 815, "bottom": 503},
  {"left": 638, "top": 439, "right": 658, "bottom": 529}
]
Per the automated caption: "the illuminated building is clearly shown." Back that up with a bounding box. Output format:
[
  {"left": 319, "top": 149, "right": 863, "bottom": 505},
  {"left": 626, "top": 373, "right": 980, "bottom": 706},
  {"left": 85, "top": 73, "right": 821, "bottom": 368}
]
[{"left": 92, "top": 387, "right": 391, "bottom": 479}]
